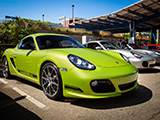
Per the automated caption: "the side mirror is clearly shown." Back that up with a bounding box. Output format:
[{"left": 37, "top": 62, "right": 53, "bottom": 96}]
[{"left": 95, "top": 46, "right": 103, "bottom": 50}]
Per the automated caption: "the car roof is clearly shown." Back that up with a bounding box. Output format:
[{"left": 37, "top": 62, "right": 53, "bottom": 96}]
[
  {"left": 144, "top": 44, "right": 160, "bottom": 46},
  {"left": 86, "top": 40, "right": 108, "bottom": 44},
  {"left": 29, "top": 33, "right": 69, "bottom": 38}
]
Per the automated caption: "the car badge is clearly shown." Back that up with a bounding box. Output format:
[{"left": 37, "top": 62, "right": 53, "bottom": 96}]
[{"left": 115, "top": 61, "right": 119, "bottom": 64}]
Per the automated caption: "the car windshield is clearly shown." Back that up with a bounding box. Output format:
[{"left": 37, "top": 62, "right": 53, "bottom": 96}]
[
  {"left": 100, "top": 41, "right": 116, "bottom": 49},
  {"left": 36, "top": 35, "right": 84, "bottom": 50},
  {"left": 109, "top": 42, "right": 121, "bottom": 49}
]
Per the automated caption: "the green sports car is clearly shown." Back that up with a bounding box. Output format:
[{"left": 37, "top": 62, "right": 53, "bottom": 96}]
[{"left": 2, "top": 33, "right": 138, "bottom": 100}]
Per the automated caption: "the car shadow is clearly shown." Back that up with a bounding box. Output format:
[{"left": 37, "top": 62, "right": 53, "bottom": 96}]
[
  {"left": 15, "top": 77, "right": 42, "bottom": 90},
  {"left": 0, "top": 72, "right": 42, "bottom": 90},
  {"left": 0, "top": 91, "right": 42, "bottom": 120},
  {"left": 0, "top": 72, "right": 152, "bottom": 110},
  {"left": 63, "top": 85, "right": 152, "bottom": 109},
  {"left": 155, "top": 63, "right": 160, "bottom": 66},
  {"left": 138, "top": 68, "right": 160, "bottom": 74}
]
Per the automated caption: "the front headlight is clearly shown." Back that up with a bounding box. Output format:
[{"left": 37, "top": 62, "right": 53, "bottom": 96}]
[
  {"left": 120, "top": 53, "right": 131, "bottom": 64},
  {"left": 68, "top": 54, "right": 96, "bottom": 70},
  {"left": 155, "top": 51, "right": 160, "bottom": 56},
  {"left": 131, "top": 51, "right": 143, "bottom": 59}
]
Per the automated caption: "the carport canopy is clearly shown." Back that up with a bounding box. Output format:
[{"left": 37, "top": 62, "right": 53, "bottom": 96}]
[{"left": 69, "top": 0, "right": 160, "bottom": 34}]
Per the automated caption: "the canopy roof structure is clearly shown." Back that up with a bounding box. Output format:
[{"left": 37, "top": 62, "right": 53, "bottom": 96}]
[{"left": 69, "top": 0, "right": 160, "bottom": 33}]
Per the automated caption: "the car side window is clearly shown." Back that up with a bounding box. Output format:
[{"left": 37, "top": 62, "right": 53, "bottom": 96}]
[
  {"left": 18, "top": 37, "right": 35, "bottom": 50},
  {"left": 148, "top": 46, "right": 157, "bottom": 50},
  {"left": 87, "top": 43, "right": 101, "bottom": 49},
  {"left": 143, "top": 46, "right": 148, "bottom": 49}
]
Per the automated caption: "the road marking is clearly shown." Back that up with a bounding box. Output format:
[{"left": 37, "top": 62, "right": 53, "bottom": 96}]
[
  {"left": 12, "top": 87, "right": 46, "bottom": 109},
  {"left": 0, "top": 78, "right": 8, "bottom": 84}
]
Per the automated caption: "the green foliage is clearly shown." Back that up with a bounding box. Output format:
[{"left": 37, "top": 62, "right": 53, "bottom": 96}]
[
  {"left": 92, "top": 31, "right": 100, "bottom": 37},
  {"left": 0, "top": 17, "right": 53, "bottom": 45},
  {"left": 123, "top": 33, "right": 130, "bottom": 40},
  {"left": 138, "top": 32, "right": 142, "bottom": 39}
]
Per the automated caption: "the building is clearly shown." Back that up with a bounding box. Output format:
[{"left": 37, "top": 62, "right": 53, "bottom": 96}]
[{"left": 64, "top": 17, "right": 85, "bottom": 30}]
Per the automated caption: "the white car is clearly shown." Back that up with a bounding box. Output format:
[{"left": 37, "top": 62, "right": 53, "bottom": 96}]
[
  {"left": 84, "top": 40, "right": 156, "bottom": 69},
  {"left": 126, "top": 43, "right": 160, "bottom": 64}
]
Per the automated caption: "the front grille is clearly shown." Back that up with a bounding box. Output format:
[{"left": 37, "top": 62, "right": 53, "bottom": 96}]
[
  {"left": 90, "top": 79, "right": 115, "bottom": 93},
  {"left": 118, "top": 81, "right": 136, "bottom": 91}
]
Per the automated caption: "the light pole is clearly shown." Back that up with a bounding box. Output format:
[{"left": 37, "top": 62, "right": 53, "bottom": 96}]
[
  {"left": 72, "top": 5, "right": 76, "bottom": 30},
  {"left": 42, "top": 14, "right": 44, "bottom": 22},
  {"left": 72, "top": 5, "right": 74, "bottom": 20}
]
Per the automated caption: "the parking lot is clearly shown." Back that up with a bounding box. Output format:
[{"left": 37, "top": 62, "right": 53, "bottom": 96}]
[{"left": 0, "top": 65, "right": 160, "bottom": 120}]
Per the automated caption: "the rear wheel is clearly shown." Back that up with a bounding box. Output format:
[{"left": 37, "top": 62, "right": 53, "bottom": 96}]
[
  {"left": 40, "top": 62, "right": 63, "bottom": 100},
  {"left": 2, "top": 57, "right": 12, "bottom": 79}
]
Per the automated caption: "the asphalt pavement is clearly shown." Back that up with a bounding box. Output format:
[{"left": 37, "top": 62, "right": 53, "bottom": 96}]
[
  {"left": 0, "top": 71, "right": 42, "bottom": 120},
  {"left": 0, "top": 66, "right": 160, "bottom": 120}
]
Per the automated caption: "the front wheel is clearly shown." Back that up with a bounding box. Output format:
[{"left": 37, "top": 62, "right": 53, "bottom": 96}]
[
  {"left": 40, "top": 62, "right": 63, "bottom": 100},
  {"left": 2, "top": 56, "right": 12, "bottom": 79}
]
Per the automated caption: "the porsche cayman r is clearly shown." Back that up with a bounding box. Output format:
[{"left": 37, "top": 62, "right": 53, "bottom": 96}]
[{"left": 2, "top": 33, "right": 138, "bottom": 100}]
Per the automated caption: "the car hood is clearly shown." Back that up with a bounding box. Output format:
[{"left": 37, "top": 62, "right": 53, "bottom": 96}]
[
  {"left": 111, "top": 49, "right": 154, "bottom": 59},
  {"left": 47, "top": 48, "right": 129, "bottom": 68},
  {"left": 132, "top": 49, "right": 159, "bottom": 57},
  {"left": 133, "top": 49, "right": 154, "bottom": 54},
  {"left": 111, "top": 49, "right": 134, "bottom": 58}
]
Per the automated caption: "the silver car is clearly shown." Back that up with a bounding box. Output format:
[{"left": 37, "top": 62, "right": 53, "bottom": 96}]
[
  {"left": 126, "top": 43, "right": 160, "bottom": 64},
  {"left": 84, "top": 41, "right": 156, "bottom": 69}
]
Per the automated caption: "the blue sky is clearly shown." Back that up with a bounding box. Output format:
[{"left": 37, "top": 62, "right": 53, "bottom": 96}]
[{"left": 0, "top": 0, "right": 140, "bottom": 23}]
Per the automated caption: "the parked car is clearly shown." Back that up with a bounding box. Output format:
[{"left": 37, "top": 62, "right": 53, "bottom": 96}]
[
  {"left": 84, "top": 40, "right": 156, "bottom": 69},
  {"left": 125, "top": 43, "right": 160, "bottom": 63},
  {"left": 2, "top": 33, "right": 138, "bottom": 100},
  {"left": 142, "top": 44, "right": 160, "bottom": 50}
]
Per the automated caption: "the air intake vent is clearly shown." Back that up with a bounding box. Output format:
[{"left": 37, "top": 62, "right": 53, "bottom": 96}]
[
  {"left": 119, "top": 81, "right": 136, "bottom": 91},
  {"left": 90, "top": 79, "right": 115, "bottom": 93}
]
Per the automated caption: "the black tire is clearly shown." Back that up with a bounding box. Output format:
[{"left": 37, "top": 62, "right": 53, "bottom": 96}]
[
  {"left": 2, "top": 56, "right": 12, "bottom": 79},
  {"left": 40, "top": 62, "right": 63, "bottom": 100}
]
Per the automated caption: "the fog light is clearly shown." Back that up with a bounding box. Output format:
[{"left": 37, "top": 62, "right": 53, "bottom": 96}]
[
  {"left": 142, "top": 61, "right": 148, "bottom": 67},
  {"left": 91, "top": 80, "right": 98, "bottom": 87}
]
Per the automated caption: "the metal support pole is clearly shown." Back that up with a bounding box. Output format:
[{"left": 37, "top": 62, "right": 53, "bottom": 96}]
[
  {"left": 72, "top": 5, "right": 76, "bottom": 31},
  {"left": 157, "top": 29, "right": 160, "bottom": 44},
  {"left": 128, "top": 20, "right": 136, "bottom": 44},
  {"left": 151, "top": 29, "right": 156, "bottom": 44},
  {"left": 42, "top": 14, "right": 44, "bottom": 22},
  {"left": 72, "top": 5, "right": 74, "bottom": 20},
  {"left": 64, "top": 16, "right": 66, "bottom": 28}
]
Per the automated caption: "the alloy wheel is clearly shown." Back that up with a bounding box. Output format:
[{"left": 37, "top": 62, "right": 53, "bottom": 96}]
[
  {"left": 2, "top": 57, "right": 9, "bottom": 78},
  {"left": 41, "top": 62, "right": 62, "bottom": 99}
]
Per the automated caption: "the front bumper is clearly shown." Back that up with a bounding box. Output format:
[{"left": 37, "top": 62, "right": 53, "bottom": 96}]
[
  {"left": 60, "top": 64, "right": 138, "bottom": 99},
  {"left": 132, "top": 60, "right": 156, "bottom": 69},
  {"left": 155, "top": 57, "right": 160, "bottom": 63}
]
